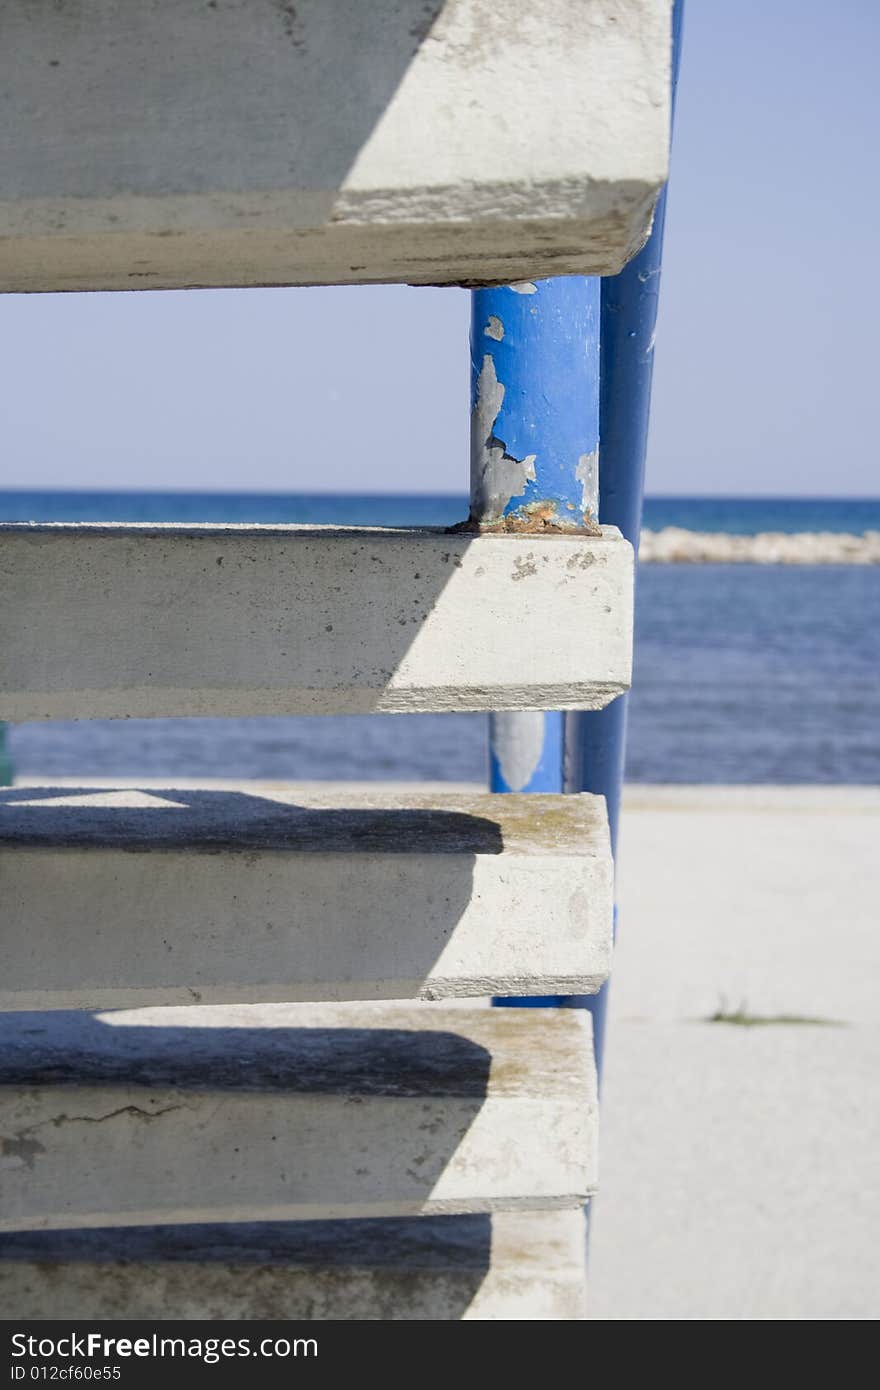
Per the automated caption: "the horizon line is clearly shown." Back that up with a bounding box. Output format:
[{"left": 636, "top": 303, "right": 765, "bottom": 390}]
[{"left": 1, "top": 488, "right": 879, "bottom": 503}]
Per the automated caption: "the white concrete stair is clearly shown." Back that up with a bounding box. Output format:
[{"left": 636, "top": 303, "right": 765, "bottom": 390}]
[
  {"left": 0, "top": 1211, "right": 587, "bottom": 1321},
  {"left": 0, "top": 0, "right": 671, "bottom": 292},
  {"left": 0, "top": 524, "right": 633, "bottom": 720},
  {"left": 0, "top": 786, "right": 612, "bottom": 1010},
  {"left": 0, "top": 1003, "right": 597, "bottom": 1233}
]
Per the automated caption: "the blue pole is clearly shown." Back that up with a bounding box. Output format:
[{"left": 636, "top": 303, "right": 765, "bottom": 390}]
[
  {"left": 469, "top": 279, "right": 601, "bottom": 533},
  {"left": 489, "top": 710, "right": 567, "bottom": 1007},
  {"left": 470, "top": 278, "right": 601, "bottom": 1009},
  {"left": 479, "top": 5, "right": 683, "bottom": 1037},
  {"left": 566, "top": 0, "right": 684, "bottom": 1075}
]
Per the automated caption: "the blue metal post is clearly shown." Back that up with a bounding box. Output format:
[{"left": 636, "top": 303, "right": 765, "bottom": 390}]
[
  {"left": 469, "top": 279, "right": 601, "bottom": 533},
  {"left": 470, "top": 278, "right": 601, "bottom": 1009},
  {"left": 489, "top": 710, "right": 567, "bottom": 1007},
  {"left": 566, "top": 0, "right": 684, "bottom": 1075},
  {"left": 476, "top": 5, "right": 683, "bottom": 1037}
]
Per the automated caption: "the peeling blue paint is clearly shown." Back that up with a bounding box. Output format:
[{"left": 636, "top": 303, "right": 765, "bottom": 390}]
[
  {"left": 470, "top": 279, "right": 601, "bottom": 528},
  {"left": 489, "top": 711, "right": 564, "bottom": 794}
]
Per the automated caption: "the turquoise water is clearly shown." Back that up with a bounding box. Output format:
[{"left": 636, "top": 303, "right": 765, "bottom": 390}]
[{"left": 3, "top": 491, "right": 878, "bottom": 784}]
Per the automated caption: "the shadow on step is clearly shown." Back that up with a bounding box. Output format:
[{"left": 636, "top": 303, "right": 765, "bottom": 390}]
[
  {"left": 0, "top": 1008, "right": 495, "bottom": 1231},
  {"left": 0, "top": 786, "right": 505, "bottom": 854},
  {"left": 0, "top": 787, "right": 505, "bottom": 1005},
  {"left": 0, "top": 1010, "right": 493, "bottom": 1097},
  {"left": 0, "top": 1215, "right": 493, "bottom": 1321}
]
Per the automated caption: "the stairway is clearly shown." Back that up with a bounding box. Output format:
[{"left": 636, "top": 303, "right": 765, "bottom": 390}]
[
  {"left": 0, "top": 525, "right": 632, "bottom": 719},
  {"left": 0, "top": 1004, "right": 597, "bottom": 1231},
  {"left": 0, "top": 1, "right": 671, "bottom": 292},
  {"left": 0, "top": 0, "right": 671, "bottom": 1320},
  {"left": 0, "top": 787, "right": 612, "bottom": 1008}
]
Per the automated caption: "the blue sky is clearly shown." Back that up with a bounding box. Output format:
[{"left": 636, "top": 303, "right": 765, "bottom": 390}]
[{"left": 2, "top": 0, "right": 877, "bottom": 497}]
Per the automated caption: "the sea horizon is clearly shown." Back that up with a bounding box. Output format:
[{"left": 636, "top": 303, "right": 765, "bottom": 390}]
[{"left": 2, "top": 488, "right": 880, "bottom": 537}]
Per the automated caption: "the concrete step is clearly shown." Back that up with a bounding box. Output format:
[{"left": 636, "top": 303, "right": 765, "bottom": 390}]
[
  {"left": 0, "top": 1211, "right": 587, "bottom": 1321},
  {"left": 0, "top": 786, "right": 611, "bottom": 1010},
  {"left": 0, "top": 524, "right": 632, "bottom": 720},
  {"left": 0, "top": 1003, "right": 597, "bottom": 1232},
  {"left": 0, "top": 1, "right": 670, "bottom": 292}
]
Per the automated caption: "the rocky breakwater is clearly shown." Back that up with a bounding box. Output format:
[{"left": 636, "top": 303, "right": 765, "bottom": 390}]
[{"left": 639, "top": 528, "right": 880, "bottom": 564}]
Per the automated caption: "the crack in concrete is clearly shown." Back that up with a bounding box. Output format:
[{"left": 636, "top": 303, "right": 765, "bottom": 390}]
[{"left": 2, "top": 1103, "right": 189, "bottom": 1169}]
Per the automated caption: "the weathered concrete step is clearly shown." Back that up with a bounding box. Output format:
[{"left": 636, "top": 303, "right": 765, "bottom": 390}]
[
  {"left": 0, "top": 1, "right": 670, "bottom": 292},
  {"left": 0, "top": 525, "right": 632, "bottom": 720},
  {"left": 0, "top": 1211, "right": 587, "bottom": 1321},
  {"left": 0, "top": 786, "right": 612, "bottom": 1009},
  {"left": 0, "top": 1003, "right": 597, "bottom": 1232}
]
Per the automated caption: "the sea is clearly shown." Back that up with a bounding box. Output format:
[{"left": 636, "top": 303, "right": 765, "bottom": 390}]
[{"left": 2, "top": 492, "right": 878, "bottom": 786}]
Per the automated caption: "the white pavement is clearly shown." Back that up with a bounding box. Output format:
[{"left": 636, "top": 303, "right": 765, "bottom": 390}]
[{"left": 589, "top": 785, "right": 880, "bottom": 1321}]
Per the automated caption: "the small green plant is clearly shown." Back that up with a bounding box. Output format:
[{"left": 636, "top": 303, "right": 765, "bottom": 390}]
[{"left": 705, "top": 998, "right": 844, "bottom": 1028}]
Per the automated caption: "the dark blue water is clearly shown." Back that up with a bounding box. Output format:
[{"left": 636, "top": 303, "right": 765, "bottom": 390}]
[
  {"left": 2, "top": 490, "right": 879, "bottom": 534},
  {"left": 642, "top": 496, "right": 880, "bottom": 535},
  {"left": 3, "top": 492, "right": 877, "bottom": 784},
  {"left": 0, "top": 490, "right": 462, "bottom": 528},
  {"left": 628, "top": 565, "right": 879, "bottom": 783}
]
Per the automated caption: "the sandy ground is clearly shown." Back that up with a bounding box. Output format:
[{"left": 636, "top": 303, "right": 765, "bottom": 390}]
[{"left": 589, "top": 785, "right": 880, "bottom": 1321}]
